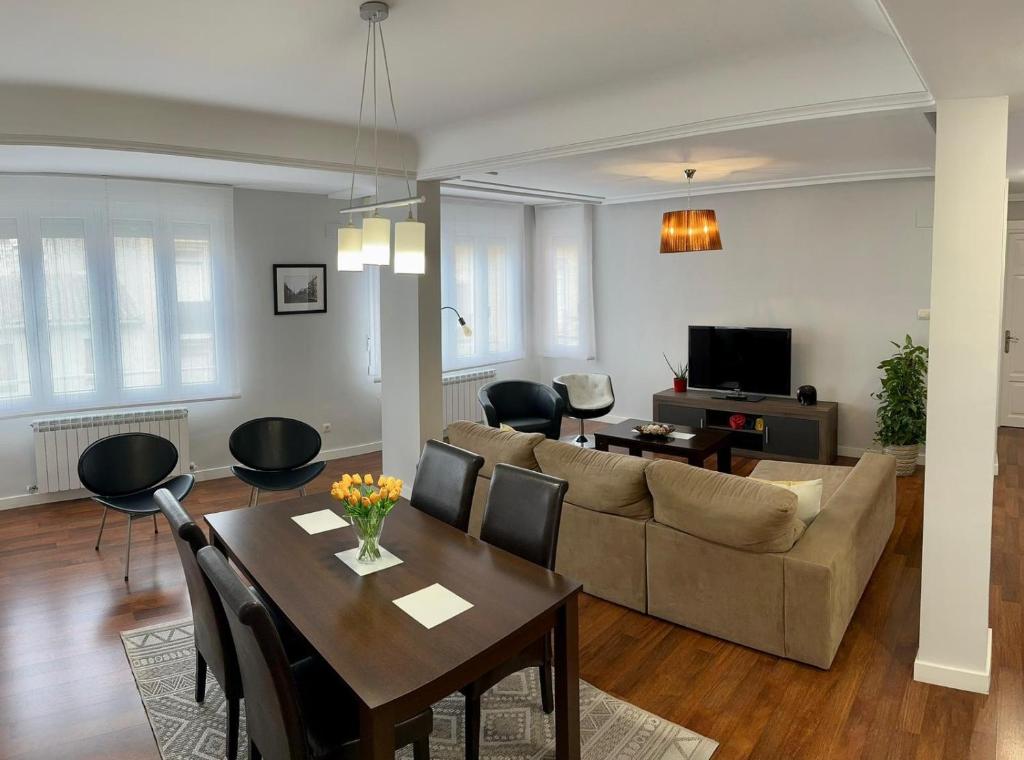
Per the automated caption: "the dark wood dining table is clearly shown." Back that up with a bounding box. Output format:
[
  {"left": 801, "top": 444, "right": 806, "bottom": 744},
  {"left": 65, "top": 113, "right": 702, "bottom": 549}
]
[{"left": 205, "top": 494, "right": 582, "bottom": 760}]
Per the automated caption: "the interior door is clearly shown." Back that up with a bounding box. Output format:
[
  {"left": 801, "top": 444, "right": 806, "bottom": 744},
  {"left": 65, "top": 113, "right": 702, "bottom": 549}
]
[{"left": 1000, "top": 228, "right": 1024, "bottom": 426}]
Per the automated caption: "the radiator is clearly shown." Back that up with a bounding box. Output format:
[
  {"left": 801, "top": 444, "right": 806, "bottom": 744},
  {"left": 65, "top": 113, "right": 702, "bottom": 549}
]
[
  {"left": 442, "top": 368, "right": 496, "bottom": 429},
  {"left": 31, "top": 407, "right": 190, "bottom": 495}
]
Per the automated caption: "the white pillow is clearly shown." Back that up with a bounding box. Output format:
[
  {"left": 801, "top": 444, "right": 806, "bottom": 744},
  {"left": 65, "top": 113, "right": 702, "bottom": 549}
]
[{"left": 751, "top": 478, "right": 824, "bottom": 525}]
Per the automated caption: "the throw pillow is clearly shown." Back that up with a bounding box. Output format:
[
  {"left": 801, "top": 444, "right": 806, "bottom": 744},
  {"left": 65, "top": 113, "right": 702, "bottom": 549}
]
[
  {"left": 498, "top": 422, "right": 515, "bottom": 432},
  {"left": 751, "top": 478, "right": 824, "bottom": 525}
]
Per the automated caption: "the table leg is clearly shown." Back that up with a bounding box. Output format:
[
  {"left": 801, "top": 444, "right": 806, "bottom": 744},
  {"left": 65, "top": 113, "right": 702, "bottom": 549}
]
[
  {"left": 554, "top": 593, "right": 580, "bottom": 760},
  {"left": 717, "top": 445, "right": 732, "bottom": 474},
  {"left": 359, "top": 703, "right": 395, "bottom": 760},
  {"left": 628, "top": 446, "right": 642, "bottom": 457},
  {"left": 594, "top": 438, "right": 608, "bottom": 452}
]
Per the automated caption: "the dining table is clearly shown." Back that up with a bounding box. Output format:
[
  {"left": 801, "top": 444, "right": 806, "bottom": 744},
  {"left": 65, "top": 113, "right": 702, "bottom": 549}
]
[{"left": 205, "top": 493, "right": 582, "bottom": 760}]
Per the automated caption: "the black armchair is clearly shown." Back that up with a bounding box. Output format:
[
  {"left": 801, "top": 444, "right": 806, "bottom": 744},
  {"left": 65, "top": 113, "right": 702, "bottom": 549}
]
[{"left": 477, "top": 380, "right": 564, "bottom": 439}]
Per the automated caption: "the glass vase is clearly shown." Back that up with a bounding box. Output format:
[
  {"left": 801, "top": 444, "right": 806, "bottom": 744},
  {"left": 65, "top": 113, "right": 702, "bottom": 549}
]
[{"left": 351, "top": 511, "right": 386, "bottom": 563}]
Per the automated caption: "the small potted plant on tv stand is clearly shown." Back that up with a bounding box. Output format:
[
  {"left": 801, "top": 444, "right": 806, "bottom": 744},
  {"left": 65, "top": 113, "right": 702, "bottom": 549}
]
[
  {"left": 664, "top": 354, "right": 688, "bottom": 392},
  {"left": 872, "top": 334, "right": 928, "bottom": 476}
]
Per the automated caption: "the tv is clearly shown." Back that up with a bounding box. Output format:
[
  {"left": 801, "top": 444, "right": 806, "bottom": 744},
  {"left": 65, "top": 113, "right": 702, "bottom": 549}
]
[{"left": 688, "top": 326, "right": 792, "bottom": 401}]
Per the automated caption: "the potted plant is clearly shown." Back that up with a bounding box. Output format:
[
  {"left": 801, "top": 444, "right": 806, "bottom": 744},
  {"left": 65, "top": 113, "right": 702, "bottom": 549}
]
[
  {"left": 663, "top": 354, "right": 688, "bottom": 392},
  {"left": 872, "top": 335, "right": 928, "bottom": 476}
]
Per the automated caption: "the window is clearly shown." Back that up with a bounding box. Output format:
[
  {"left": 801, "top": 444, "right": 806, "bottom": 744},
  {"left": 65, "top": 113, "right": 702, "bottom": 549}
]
[
  {"left": 441, "top": 199, "right": 525, "bottom": 370},
  {"left": 534, "top": 204, "right": 596, "bottom": 360},
  {"left": 0, "top": 176, "right": 236, "bottom": 417}
]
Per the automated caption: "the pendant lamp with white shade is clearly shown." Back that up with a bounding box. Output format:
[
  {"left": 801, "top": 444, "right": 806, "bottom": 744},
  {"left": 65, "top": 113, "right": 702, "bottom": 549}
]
[{"left": 337, "top": 2, "right": 426, "bottom": 275}]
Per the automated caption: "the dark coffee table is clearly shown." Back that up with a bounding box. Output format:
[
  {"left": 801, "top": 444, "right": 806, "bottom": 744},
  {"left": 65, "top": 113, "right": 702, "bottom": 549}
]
[{"left": 593, "top": 418, "right": 733, "bottom": 473}]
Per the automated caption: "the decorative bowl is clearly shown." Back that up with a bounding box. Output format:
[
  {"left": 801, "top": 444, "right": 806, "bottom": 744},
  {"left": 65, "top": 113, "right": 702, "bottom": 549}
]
[{"left": 633, "top": 423, "right": 675, "bottom": 438}]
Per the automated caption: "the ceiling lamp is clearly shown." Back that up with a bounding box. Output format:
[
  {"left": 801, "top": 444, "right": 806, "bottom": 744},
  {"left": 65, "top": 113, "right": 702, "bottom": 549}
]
[
  {"left": 659, "top": 169, "right": 723, "bottom": 253},
  {"left": 338, "top": 1, "right": 425, "bottom": 274}
]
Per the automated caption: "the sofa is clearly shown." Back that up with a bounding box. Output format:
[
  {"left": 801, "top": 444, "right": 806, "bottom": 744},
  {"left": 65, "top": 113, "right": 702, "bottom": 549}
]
[{"left": 447, "top": 421, "right": 896, "bottom": 669}]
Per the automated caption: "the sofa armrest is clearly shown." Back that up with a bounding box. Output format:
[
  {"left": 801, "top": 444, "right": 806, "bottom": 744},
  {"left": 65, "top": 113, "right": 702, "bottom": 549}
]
[{"left": 780, "top": 452, "right": 896, "bottom": 668}]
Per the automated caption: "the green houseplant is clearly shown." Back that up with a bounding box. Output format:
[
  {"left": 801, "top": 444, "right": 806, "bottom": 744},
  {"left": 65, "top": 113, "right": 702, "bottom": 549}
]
[
  {"left": 872, "top": 335, "right": 928, "bottom": 476},
  {"left": 664, "top": 353, "right": 688, "bottom": 392}
]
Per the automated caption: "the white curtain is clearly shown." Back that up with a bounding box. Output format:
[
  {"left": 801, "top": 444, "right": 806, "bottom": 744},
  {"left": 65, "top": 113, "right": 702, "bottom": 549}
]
[
  {"left": 0, "top": 176, "right": 236, "bottom": 417},
  {"left": 534, "top": 204, "right": 596, "bottom": 360},
  {"left": 441, "top": 199, "right": 525, "bottom": 371}
]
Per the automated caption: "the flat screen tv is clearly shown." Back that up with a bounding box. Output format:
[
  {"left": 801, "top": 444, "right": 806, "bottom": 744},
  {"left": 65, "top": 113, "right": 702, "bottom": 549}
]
[{"left": 688, "top": 326, "right": 792, "bottom": 400}]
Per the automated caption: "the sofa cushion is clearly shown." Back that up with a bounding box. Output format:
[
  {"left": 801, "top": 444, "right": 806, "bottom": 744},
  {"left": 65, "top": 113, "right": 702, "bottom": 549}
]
[
  {"left": 647, "top": 458, "right": 804, "bottom": 553},
  {"left": 749, "top": 460, "right": 851, "bottom": 506},
  {"left": 447, "top": 421, "right": 544, "bottom": 478},
  {"left": 535, "top": 439, "right": 652, "bottom": 519}
]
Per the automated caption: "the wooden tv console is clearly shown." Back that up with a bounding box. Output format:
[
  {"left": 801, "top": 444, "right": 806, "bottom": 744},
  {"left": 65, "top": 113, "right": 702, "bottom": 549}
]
[{"left": 652, "top": 388, "right": 838, "bottom": 465}]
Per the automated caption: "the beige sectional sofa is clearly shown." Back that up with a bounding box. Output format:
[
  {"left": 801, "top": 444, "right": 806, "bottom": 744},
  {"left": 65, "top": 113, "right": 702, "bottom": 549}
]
[{"left": 448, "top": 421, "right": 896, "bottom": 669}]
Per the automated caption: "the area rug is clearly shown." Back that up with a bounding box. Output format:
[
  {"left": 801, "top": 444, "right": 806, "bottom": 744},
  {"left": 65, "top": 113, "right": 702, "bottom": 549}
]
[{"left": 122, "top": 620, "right": 717, "bottom": 760}]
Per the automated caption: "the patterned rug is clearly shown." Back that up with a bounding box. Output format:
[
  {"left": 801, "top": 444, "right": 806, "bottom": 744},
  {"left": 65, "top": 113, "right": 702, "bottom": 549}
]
[{"left": 122, "top": 620, "right": 717, "bottom": 760}]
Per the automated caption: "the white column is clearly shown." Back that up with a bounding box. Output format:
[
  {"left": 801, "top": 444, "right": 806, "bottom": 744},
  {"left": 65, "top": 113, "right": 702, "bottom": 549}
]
[
  {"left": 915, "top": 97, "right": 1008, "bottom": 693},
  {"left": 380, "top": 180, "right": 443, "bottom": 488}
]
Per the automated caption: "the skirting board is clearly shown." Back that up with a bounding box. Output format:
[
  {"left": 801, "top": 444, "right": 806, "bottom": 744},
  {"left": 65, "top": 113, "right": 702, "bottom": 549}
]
[
  {"left": 0, "top": 440, "right": 383, "bottom": 512},
  {"left": 913, "top": 628, "right": 992, "bottom": 694}
]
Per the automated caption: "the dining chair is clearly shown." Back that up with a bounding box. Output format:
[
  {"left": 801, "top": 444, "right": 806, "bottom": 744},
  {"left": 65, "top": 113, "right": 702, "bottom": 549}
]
[
  {"left": 461, "top": 463, "right": 568, "bottom": 760},
  {"left": 229, "top": 417, "right": 326, "bottom": 506},
  {"left": 197, "top": 545, "right": 433, "bottom": 760},
  {"left": 78, "top": 432, "right": 194, "bottom": 582},
  {"left": 409, "top": 440, "right": 484, "bottom": 532}
]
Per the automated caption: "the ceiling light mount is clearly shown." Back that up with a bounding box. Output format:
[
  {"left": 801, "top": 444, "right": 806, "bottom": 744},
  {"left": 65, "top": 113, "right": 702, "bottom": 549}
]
[{"left": 359, "top": 1, "right": 389, "bottom": 23}]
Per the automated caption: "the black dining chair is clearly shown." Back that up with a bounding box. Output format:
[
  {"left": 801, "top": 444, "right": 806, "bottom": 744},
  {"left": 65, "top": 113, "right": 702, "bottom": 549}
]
[
  {"left": 229, "top": 417, "right": 326, "bottom": 506},
  {"left": 460, "top": 464, "right": 568, "bottom": 760},
  {"left": 78, "top": 432, "right": 194, "bottom": 582},
  {"left": 196, "top": 545, "right": 434, "bottom": 760},
  {"left": 409, "top": 440, "right": 484, "bottom": 532}
]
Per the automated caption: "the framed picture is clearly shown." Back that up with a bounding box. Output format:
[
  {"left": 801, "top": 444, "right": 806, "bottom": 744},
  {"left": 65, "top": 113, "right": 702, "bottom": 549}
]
[{"left": 273, "top": 264, "right": 327, "bottom": 315}]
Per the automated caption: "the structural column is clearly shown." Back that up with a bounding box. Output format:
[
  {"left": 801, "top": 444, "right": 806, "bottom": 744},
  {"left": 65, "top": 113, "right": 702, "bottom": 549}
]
[
  {"left": 380, "top": 179, "right": 443, "bottom": 488},
  {"left": 915, "top": 97, "right": 1009, "bottom": 693}
]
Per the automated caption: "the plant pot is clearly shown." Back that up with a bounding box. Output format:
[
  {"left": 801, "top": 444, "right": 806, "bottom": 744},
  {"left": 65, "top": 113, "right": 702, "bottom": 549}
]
[
  {"left": 673, "top": 377, "right": 687, "bottom": 393},
  {"left": 884, "top": 444, "right": 919, "bottom": 477}
]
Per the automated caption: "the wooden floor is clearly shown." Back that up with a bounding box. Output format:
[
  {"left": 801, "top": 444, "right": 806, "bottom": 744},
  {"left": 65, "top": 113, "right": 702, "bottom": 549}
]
[{"left": 1, "top": 428, "right": 1022, "bottom": 759}]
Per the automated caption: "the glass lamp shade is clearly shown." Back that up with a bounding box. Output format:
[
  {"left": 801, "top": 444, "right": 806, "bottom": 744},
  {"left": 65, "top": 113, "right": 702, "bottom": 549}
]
[
  {"left": 659, "top": 209, "right": 723, "bottom": 253},
  {"left": 361, "top": 215, "right": 391, "bottom": 266},
  {"left": 337, "top": 225, "right": 364, "bottom": 271},
  {"left": 393, "top": 219, "right": 426, "bottom": 274}
]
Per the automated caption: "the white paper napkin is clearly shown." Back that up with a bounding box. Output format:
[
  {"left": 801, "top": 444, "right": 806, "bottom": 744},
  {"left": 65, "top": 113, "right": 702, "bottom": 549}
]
[
  {"left": 335, "top": 546, "right": 404, "bottom": 576},
  {"left": 291, "top": 509, "right": 349, "bottom": 535},
  {"left": 669, "top": 431, "right": 696, "bottom": 440},
  {"left": 393, "top": 583, "right": 473, "bottom": 629}
]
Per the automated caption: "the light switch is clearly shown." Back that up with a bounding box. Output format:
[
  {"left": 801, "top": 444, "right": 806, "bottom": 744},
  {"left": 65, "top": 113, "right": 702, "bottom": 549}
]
[{"left": 917, "top": 308, "right": 930, "bottom": 320}]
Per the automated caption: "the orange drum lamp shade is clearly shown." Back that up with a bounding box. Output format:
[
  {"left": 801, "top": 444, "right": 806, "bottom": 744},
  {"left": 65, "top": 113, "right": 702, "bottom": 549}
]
[
  {"left": 659, "top": 209, "right": 722, "bottom": 253},
  {"left": 659, "top": 168, "right": 723, "bottom": 253}
]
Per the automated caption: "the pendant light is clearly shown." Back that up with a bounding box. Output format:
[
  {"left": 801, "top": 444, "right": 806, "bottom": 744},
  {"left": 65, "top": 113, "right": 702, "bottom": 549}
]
[
  {"left": 659, "top": 169, "right": 723, "bottom": 253},
  {"left": 338, "top": 2, "right": 426, "bottom": 274}
]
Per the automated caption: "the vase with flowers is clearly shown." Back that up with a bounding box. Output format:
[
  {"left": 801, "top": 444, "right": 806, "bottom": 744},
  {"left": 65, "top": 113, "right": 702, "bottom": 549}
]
[
  {"left": 663, "top": 353, "right": 689, "bottom": 392},
  {"left": 330, "top": 473, "right": 403, "bottom": 562}
]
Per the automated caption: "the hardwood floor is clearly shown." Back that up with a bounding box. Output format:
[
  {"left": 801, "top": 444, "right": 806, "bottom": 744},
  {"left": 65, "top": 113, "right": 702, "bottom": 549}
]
[{"left": 0, "top": 428, "right": 1021, "bottom": 759}]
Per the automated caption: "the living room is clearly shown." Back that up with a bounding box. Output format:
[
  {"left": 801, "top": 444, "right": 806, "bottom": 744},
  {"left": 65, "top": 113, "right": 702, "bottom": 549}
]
[{"left": 1, "top": 1, "right": 1022, "bottom": 759}]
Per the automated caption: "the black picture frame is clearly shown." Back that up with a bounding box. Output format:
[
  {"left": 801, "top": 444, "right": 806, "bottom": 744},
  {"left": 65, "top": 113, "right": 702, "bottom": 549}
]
[{"left": 273, "top": 264, "right": 327, "bottom": 315}]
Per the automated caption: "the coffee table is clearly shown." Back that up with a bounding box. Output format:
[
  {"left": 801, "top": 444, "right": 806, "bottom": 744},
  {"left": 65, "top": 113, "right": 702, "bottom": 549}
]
[{"left": 593, "top": 418, "right": 733, "bottom": 473}]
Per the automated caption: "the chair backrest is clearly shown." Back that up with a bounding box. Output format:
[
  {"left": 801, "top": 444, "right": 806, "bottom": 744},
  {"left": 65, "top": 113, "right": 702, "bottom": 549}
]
[
  {"left": 78, "top": 432, "right": 178, "bottom": 497},
  {"left": 197, "top": 546, "right": 308, "bottom": 760},
  {"left": 155, "top": 489, "right": 239, "bottom": 696},
  {"left": 552, "top": 373, "right": 614, "bottom": 411},
  {"left": 410, "top": 440, "right": 485, "bottom": 532},
  {"left": 479, "top": 380, "right": 561, "bottom": 420},
  {"left": 229, "top": 417, "right": 321, "bottom": 472},
  {"left": 481, "top": 463, "right": 568, "bottom": 570}
]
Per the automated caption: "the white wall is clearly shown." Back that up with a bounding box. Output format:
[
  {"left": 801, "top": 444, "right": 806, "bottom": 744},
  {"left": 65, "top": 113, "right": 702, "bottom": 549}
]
[
  {"left": 0, "top": 187, "right": 381, "bottom": 507},
  {"left": 541, "top": 178, "right": 934, "bottom": 454}
]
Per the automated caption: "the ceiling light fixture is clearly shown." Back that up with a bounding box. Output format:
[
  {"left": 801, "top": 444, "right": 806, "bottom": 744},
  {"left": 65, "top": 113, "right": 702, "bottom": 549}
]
[
  {"left": 659, "top": 169, "right": 723, "bottom": 254},
  {"left": 337, "top": 1, "right": 425, "bottom": 274}
]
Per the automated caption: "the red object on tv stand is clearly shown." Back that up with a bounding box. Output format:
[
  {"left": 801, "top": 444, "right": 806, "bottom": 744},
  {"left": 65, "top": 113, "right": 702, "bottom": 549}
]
[
  {"left": 673, "top": 377, "right": 687, "bottom": 392},
  {"left": 729, "top": 414, "right": 747, "bottom": 430}
]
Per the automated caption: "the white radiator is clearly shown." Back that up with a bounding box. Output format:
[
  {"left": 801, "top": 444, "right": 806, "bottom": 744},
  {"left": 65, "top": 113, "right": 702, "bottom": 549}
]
[
  {"left": 31, "top": 407, "right": 190, "bottom": 495},
  {"left": 443, "top": 368, "right": 496, "bottom": 429}
]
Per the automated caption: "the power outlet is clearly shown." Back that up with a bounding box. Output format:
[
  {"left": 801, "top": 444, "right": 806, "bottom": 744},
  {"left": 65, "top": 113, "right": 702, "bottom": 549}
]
[{"left": 322, "top": 423, "right": 332, "bottom": 434}]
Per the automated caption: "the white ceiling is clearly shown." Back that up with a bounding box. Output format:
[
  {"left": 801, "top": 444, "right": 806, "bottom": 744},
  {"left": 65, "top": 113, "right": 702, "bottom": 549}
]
[
  {"left": 452, "top": 110, "right": 937, "bottom": 202},
  {"left": 0, "top": 146, "right": 377, "bottom": 196},
  {"left": 2, "top": 0, "right": 923, "bottom": 136}
]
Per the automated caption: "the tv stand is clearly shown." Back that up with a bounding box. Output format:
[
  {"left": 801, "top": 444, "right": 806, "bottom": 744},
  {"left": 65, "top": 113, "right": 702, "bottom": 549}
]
[
  {"left": 710, "top": 392, "right": 766, "bottom": 402},
  {"left": 653, "top": 388, "right": 838, "bottom": 464}
]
